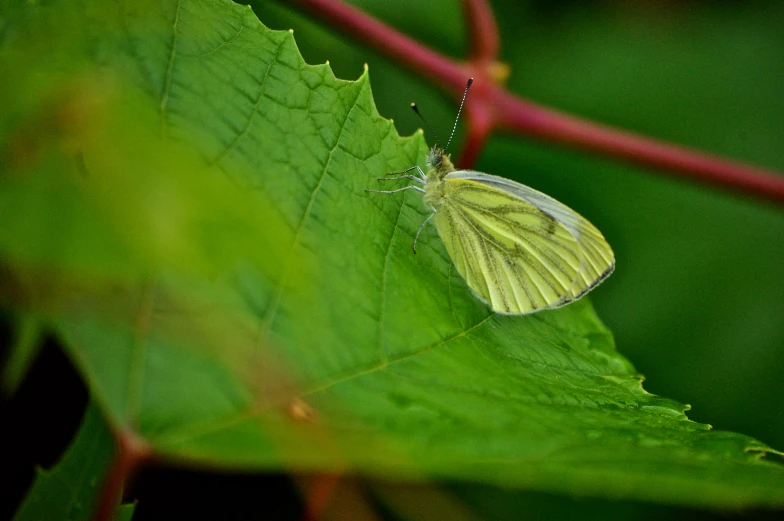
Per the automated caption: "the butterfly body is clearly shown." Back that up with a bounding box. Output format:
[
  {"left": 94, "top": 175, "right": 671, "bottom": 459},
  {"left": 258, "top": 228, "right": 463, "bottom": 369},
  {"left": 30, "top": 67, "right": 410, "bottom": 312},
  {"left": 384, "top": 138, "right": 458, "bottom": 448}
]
[{"left": 422, "top": 146, "right": 454, "bottom": 208}]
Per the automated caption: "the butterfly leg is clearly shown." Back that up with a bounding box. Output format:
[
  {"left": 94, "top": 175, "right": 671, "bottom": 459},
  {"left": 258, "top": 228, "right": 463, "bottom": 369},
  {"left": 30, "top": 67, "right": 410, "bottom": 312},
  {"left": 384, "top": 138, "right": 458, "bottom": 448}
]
[
  {"left": 385, "top": 166, "right": 426, "bottom": 181},
  {"left": 376, "top": 175, "right": 425, "bottom": 184},
  {"left": 412, "top": 209, "right": 436, "bottom": 254},
  {"left": 365, "top": 185, "right": 426, "bottom": 195}
]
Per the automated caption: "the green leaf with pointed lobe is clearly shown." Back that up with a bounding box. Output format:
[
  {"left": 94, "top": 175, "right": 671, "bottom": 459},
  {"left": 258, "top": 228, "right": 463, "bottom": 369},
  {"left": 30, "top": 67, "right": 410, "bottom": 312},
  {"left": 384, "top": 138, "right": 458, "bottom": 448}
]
[
  {"left": 1, "top": 0, "right": 783, "bottom": 510},
  {"left": 12, "top": 403, "right": 135, "bottom": 521}
]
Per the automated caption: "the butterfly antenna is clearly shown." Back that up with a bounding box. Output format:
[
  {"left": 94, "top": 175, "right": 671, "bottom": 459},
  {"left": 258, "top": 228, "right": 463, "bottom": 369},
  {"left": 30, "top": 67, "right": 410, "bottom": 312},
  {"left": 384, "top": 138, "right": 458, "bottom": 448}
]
[
  {"left": 445, "top": 77, "right": 473, "bottom": 151},
  {"left": 410, "top": 103, "right": 441, "bottom": 148}
]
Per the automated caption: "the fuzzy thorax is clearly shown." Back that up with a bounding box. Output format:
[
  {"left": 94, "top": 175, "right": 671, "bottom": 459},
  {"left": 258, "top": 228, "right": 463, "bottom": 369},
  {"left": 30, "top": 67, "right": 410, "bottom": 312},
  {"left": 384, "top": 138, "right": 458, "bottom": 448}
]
[
  {"left": 426, "top": 146, "right": 456, "bottom": 181},
  {"left": 423, "top": 146, "right": 455, "bottom": 208}
]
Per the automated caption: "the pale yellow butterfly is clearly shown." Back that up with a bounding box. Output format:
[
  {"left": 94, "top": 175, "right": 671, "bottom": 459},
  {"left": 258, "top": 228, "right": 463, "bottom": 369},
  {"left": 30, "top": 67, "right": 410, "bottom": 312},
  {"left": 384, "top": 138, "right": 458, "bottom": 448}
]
[{"left": 368, "top": 79, "right": 615, "bottom": 315}]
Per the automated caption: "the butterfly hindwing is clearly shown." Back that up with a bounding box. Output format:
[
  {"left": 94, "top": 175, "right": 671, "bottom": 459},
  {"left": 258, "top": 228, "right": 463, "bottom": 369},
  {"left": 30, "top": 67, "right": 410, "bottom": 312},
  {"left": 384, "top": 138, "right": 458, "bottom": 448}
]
[{"left": 434, "top": 171, "right": 615, "bottom": 314}]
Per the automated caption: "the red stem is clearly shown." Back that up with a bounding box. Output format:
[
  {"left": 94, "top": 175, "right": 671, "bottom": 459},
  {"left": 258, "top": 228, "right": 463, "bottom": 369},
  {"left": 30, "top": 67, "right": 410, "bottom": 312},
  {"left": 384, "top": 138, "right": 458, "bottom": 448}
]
[
  {"left": 462, "top": 0, "right": 499, "bottom": 63},
  {"left": 493, "top": 90, "right": 784, "bottom": 201},
  {"left": 91, "top": 430, "right": 150, "bottom": 521},
  {"left": 299, "top": 474, "right": 342, "bottom": 521},
  {"left": 288, "top": 0, "right": 784, "bottom": 204},
  {"left": 458, "top": 104, "right": 493, "bottom": 168}
]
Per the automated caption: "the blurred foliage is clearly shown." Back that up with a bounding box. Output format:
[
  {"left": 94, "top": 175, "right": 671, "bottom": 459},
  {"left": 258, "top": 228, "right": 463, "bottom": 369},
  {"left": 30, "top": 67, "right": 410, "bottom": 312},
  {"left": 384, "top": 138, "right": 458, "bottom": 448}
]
[
  {"left": 2, "top": 0, "right": 784, "bottom": 519},
  {"left": 12, "top": 402, "right": 135, "bottom": 521}
]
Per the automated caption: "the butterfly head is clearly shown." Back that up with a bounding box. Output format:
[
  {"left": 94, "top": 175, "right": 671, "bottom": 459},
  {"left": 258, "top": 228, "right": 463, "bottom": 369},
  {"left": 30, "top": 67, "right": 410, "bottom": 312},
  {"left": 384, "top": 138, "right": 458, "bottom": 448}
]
[{"left": 427, "top": 146, "right": 455, "bottom": 178}]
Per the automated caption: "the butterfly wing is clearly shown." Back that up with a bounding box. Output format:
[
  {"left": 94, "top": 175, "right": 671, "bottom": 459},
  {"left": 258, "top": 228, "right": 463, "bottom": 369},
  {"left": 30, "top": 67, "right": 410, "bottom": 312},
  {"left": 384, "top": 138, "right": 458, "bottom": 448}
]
[{"left": 434, "top": 170, "right": 614, "bottom": 314}]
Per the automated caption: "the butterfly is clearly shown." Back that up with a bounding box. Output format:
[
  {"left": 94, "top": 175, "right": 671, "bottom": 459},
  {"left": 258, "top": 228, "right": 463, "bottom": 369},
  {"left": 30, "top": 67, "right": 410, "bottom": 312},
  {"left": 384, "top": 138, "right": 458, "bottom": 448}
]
[{"left": 367, "top": 79, "right": 615, "bottom": 315}]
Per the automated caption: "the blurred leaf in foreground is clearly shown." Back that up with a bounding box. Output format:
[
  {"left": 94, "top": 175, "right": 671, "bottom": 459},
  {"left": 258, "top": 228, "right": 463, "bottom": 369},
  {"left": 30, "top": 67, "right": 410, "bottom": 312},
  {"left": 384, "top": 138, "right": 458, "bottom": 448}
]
[
  {"left": 1, "top": 312, "right": 43, "bottom": 395},
  {"left": 12, "top": 403, "right": 135, "bottom": 521}
]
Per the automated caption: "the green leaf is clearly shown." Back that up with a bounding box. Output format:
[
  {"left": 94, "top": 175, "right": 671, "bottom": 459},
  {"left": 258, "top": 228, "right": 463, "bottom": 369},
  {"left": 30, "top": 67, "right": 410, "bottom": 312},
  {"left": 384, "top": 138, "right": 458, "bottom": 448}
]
[
  {"left": 1, "top": 312, "right": 43, "bottom": 395},
  {"left": 1, "top": 0, "right": 783, "bottom": 511},
  {"left": 12, "top": 403, "right": 136, "bottom": 521}
]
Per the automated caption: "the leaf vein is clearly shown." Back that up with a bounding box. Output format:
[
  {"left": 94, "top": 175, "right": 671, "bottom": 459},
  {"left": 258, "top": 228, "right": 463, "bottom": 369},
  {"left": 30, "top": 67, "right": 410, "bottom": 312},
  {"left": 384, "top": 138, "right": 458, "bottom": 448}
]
[
  {"left": 258, "top": 80, "right": 367, "bottom": 335},
  {"left": 159, "top": 0, "right": 182, "bottom": 135},
  {"left": 210, "top": 38, "right": 286, "bottom": 166},
  {"left": 302, "top": 314, "right": 495, "bottom": 396}
]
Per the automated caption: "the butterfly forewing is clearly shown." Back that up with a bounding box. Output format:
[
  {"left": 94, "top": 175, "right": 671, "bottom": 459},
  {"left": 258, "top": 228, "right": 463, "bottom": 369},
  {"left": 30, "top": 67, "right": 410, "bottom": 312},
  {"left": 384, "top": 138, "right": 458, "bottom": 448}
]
[{"left": 434, "top": 171, "right": 615, "bottom": 314}]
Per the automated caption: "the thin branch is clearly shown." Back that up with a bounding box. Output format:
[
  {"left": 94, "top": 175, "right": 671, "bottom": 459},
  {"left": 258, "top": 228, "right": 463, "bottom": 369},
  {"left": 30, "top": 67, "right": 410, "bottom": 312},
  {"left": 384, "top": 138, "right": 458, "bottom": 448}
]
[
  {"left": 299, "top": 473, "right": 343, "bottom": 521},
  {"left": 493, "top": 90, "right": 784, "bottom": 202},
  {"left": 285, "top": 0, "right": 784, "bottom": 204},
  {"left": 457, "top": 105, "right": 493, "bottom": 168},
  {"left": 462, "top": 0, "right": 499, "bottom": 63},
  {"left": 91, "top": 430, "right": 151, "bottom": 521}
]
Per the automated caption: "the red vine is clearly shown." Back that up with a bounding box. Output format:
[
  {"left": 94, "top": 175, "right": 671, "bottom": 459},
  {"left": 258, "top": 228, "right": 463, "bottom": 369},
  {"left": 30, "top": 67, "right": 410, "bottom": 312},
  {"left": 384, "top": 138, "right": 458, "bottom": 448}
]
[
  {"left": 287, "top": 0, "right": 784, "bottom": 204},
  {"left": 91, "top": 430, "right": 151, "bottom": 521}
]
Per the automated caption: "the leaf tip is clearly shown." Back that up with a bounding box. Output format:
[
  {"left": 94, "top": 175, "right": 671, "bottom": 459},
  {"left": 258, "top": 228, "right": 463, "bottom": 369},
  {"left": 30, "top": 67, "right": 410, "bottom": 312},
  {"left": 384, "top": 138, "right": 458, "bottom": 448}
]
[
  {"left": 358, "top": 63, "right": 370, "bottom": 84},
  {"left": 746, "top": 445, "right": 784, "bottom": 461}
]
